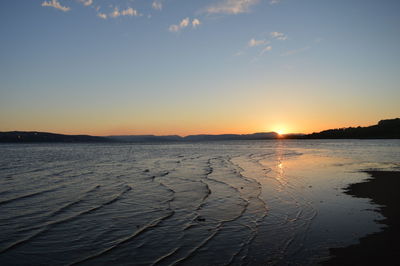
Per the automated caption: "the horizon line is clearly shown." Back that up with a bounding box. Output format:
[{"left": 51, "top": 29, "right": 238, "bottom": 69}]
[{"left": 1, "top": 118, "right": 397, "bottom": 137}]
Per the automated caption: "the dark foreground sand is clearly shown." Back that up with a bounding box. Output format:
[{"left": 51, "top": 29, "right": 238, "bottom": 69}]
[{"left": 324, "top": 171, "right": 400, "bottom": 265}]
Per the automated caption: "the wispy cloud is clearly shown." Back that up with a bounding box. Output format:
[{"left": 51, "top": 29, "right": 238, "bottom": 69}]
[
  {"left": 261, "top": 45, "right": 272, "bottom": 54},
  {"left": 169, "top": 18, "right": 201, "bottom": 32},
  {"left": 110, "top": 7, "right": 120, "bottom": 18},
  {"left": 41, "top": 0, "right": 70, "bottom": 12},
  {"left": 192, "top": 18, "right": 201, "bottom": 28},
  {"left": 237, "top": 37, "right": 272, "bottom": 59},
  {"left": 206, "top": 0, "right": 260, "bottom": 15},
  {"left": 110, "top": 7, "right": 139, "bottom": 18},
  {"left": 169, "top": 17, "right": 189, "bottom": 32},
  {"left": 270, "top": 31, "right": 288, "bottom": 40},
  {"left": 122, "top": 8, "right": 139, "bottom": 16},
  {"left": 269, "top": 0, "right": 281, "bottom": 5},
  {"left": 79, "top": 0, "right": 93, "bottom": 7},
  {"left": 41, "top": 1, "right": 143, "bottom": 20},
  {"left": 152, "top": 1, "right": 162, "bottom": 11},
  {"left": 180, "top": 17, "right": 190, "bottom": 28},
  {"left": 168, "top": 25, "right": 180, "bottom": 32},
  {"left": 97, "top": 12, "right": 107, "bottom": 19},
  {"left": 248, "top": 38, "right": 267, "bottom": 47}
]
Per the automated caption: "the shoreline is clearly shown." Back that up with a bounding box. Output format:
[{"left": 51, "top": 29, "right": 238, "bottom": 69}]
[{"left": 323, "top": 170, "right": 400, "bottom": 265}]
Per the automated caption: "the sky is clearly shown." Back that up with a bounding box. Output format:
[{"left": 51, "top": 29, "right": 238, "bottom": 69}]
[{"left": 0, "top": 0, "right": 399, "bottom": 136}]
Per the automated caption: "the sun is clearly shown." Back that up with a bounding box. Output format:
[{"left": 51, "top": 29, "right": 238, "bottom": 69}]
[
  {"left": 276, "top": 129, "right": 285, "bottom": 135},
  {"left": 271, "top": 126, "right": 287, "bottom": 135}
]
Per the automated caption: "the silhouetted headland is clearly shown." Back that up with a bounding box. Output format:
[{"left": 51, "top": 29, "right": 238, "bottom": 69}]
[
  {"left": 0, "top": 131, "right": 110, "bottom": 143},
  {"left": 285, "top": 118, "right": 400, "bottom": 139},
  {"left": 108, "top": 132, "right": 279, "bottom": 142},
  {"left": 324, "top": 171, "right": 400, "bottom": 265},
  {"left": 1, "top": 118, "right": 399, "bottom": 143}
]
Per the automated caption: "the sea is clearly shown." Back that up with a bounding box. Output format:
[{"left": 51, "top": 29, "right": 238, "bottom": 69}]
[{"left": 1, "top": 140, "right": 399, "bottom": 265}]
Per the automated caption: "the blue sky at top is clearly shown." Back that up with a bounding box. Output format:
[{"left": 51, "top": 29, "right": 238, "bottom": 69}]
[{"left": 0, "top": 0, "right": 399, "bottom": 135}]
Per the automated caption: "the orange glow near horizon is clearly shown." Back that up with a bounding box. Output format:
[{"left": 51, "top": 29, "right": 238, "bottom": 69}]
[
  {"left": 0, "top": 111, "right": 392, "bottom": 137},
  {"left": 269, "top": 124, "right": 289, "bottom": 136}
]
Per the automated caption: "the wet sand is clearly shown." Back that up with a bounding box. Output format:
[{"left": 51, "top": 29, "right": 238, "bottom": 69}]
[
  {"left": 324, "top": 171, "right": 400, "bottom": 265},
  {"left": 2, "top": 141, "right": 399, "bottom": 265}
]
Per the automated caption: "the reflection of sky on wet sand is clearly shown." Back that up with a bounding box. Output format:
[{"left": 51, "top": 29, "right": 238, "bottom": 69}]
[
  {"left": 0, "top": 140, "right": 399, "bottom": 265},
  {"left": 249, "top": 140, "right": 400, "bottom": 263}
]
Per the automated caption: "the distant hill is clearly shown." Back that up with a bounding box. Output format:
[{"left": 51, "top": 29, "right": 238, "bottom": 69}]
[
  {"left": 291, "top": 118, "right": 400, "bottom": 139},
  {"left": 0, "top": 131, "right": 110, "bottom": 143},
  {"left": 0, "top": 132, "right": 279, "bottom": 143},
  {"left": 108, "top": 132, "right": 278, "bottom": 142},
  {"left": 107, "top": 135, "right": 182, "bottom": 142},
  {"left": 1, "top": 118, "right": 399, "bottom": 143},
  {"left": 183, "top": 132, "right": 278, "bottom": 141}
]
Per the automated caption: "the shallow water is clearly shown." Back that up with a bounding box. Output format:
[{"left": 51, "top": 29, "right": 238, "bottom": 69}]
[{"left": 0, "top": 140, "right": 399, "bottom": 265}]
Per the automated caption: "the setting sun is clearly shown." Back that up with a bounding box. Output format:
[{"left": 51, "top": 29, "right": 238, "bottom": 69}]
[
  {"left": 276, "top": 129, "right": 285, "bottom": 135},
  {"left": 271, "top": 126, "right": 287, "bottom": 135}
]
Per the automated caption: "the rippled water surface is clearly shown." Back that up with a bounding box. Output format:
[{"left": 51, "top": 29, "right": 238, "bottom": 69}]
[{"left": 1, "top": 140, "right": 400, "bottom": 265}]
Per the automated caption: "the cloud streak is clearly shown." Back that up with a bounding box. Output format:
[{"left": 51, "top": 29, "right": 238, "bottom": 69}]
[
  {"left": 97, "top": 13, "right": 107, "bottom": 19},
  {"left": 41, "top": 1, "right": 143, "bottom": 20},
  {"left": 79, "top": 0, "right": 93, "bottom": 6},
  {"left": 41, "top": 0, "right": 70, "bottom": 12},
  {"left": 152, "top": 1, "right": 162, "bottom": 10},
  {"left": 192, "top": 18, "right": 201, "bottom": 28},
  {"left": 169, "top": 18, "right": 201, "bottom": 32},
  {"left": 261, "top": 45, "right": 272, "bottom": 54},
  {"left": 238, "top": 37, "right": 272, "bottom": 59},
  {"left": 122, "top": 8, "right": 139, "bottom": 16},
  {"left": 270, "top": 31, "right": 288, "bottom": 40},
  {"left": 248, "top": 38, "right": 267, "bottom": 47},
  {"left": 206, "top": 0, "right": 260, "bottom": 15},
  {"left": 109, "top": 7, "right": 139, "bottom": 18},
  {"left": 270, "top": 0, "right": 281, "bottom": 5}
]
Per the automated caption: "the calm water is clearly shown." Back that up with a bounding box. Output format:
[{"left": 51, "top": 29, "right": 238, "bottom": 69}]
[{"left": 1, "top": 140, "right": 399, "bottom": 265}]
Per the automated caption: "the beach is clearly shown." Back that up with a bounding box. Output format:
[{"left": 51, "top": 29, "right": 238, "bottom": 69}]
[
  {"left": 0, "top": 140, "right": 399, "bottom": 265},
  {"left": 325, "top": 170, "right": 400, "bottom": 265}
]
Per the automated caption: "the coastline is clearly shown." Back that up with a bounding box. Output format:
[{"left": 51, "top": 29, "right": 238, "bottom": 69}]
[{"left": 324, "top": 171, "right": 400, "bottom": 265}]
